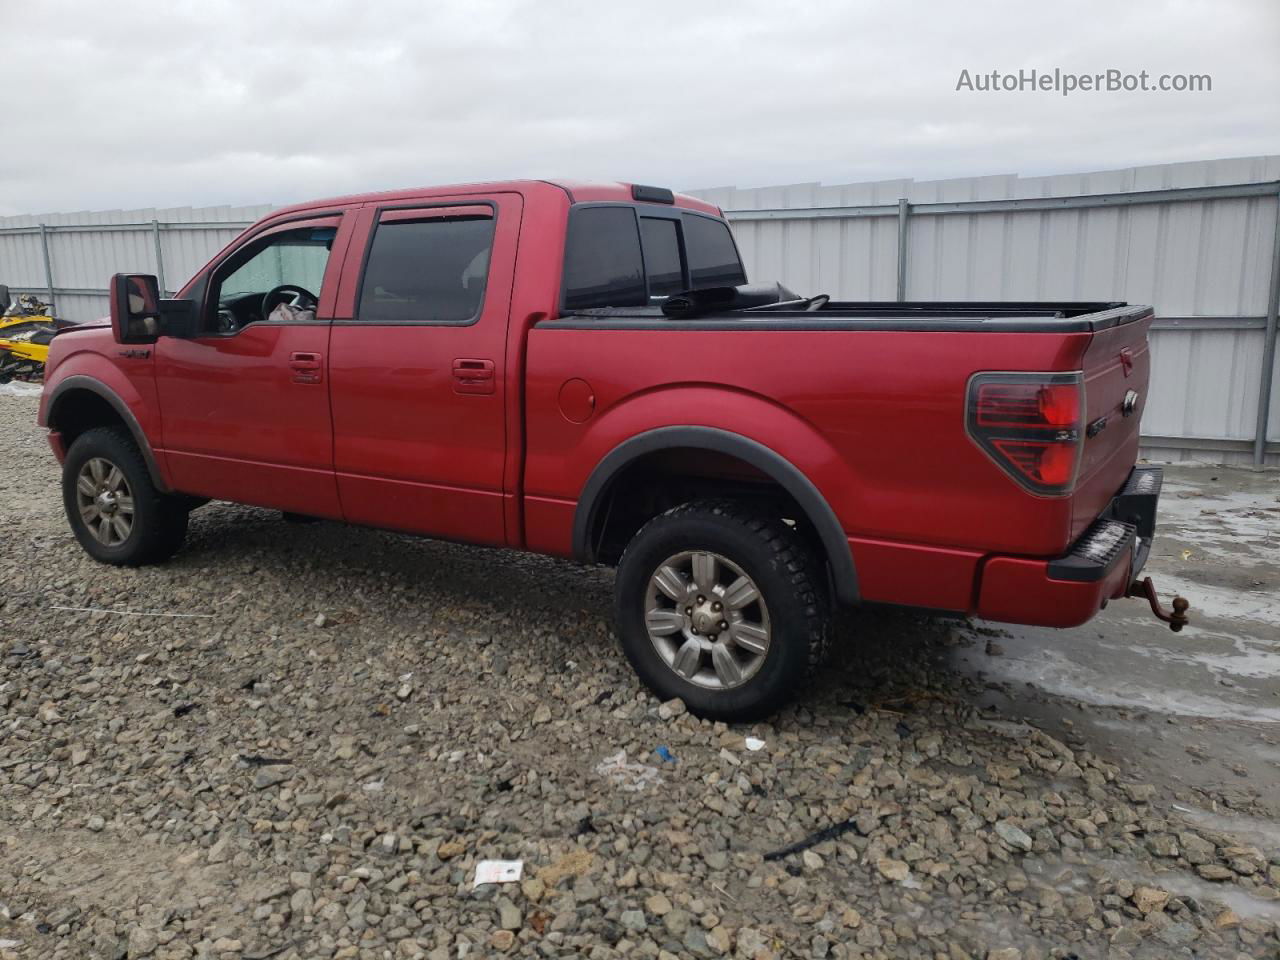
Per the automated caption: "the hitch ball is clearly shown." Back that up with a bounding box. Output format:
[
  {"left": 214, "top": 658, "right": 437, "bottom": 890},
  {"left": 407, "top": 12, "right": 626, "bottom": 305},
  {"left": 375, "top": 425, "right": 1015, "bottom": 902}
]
[{"left": 1127, "top": 577, "right": 1191, "bottom": 632}]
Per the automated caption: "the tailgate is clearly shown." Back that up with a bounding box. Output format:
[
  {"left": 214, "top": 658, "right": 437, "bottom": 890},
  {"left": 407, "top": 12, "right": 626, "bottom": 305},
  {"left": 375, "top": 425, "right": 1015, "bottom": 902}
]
[{"left": 1070, "top": 309, "right": 1153, "bottom": 540}]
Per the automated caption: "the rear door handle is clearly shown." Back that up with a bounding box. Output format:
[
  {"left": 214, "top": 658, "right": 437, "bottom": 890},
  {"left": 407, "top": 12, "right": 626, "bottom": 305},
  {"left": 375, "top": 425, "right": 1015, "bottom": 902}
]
[
  {"left": 453, "top": 358, "right": 495, "bottom": 395},
  {"left": 289, "top": 351, "right": 323, "bottom": 384}
]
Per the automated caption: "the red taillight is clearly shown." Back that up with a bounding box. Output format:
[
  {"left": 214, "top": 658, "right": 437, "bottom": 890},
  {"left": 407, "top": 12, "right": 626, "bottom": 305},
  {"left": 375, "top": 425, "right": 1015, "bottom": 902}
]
[
  {"left": 1037, "top": 385, "right": 1078, "bottom": 427},
  {"left": 968, "top": 373, "right": 1083, "bottom": 495}
]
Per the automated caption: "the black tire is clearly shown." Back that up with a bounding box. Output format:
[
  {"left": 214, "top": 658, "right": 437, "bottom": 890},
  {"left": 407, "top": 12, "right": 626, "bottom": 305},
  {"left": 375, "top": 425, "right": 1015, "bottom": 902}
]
[
  {"left": 615, "top": 500, "right": 830, "bottom": 721},
  {"left": 62, "top": 426, "right": 188, "bottom": 566}
]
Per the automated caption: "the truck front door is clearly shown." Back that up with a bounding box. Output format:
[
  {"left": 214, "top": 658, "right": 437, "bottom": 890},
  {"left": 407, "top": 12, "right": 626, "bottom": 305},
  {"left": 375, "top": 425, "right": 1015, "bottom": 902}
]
[
  {"left": 327, "top": 194, "right": 521, "bottom": 544},
  {"left": 154, "top": 213, "right": 353, "bottom": 517}
]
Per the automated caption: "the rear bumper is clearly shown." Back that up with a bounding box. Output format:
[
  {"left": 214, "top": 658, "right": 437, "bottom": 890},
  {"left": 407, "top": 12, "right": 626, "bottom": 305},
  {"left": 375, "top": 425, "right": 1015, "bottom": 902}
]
[{"left": 976, "top": 466, "right": 1162, "bottom": 628}]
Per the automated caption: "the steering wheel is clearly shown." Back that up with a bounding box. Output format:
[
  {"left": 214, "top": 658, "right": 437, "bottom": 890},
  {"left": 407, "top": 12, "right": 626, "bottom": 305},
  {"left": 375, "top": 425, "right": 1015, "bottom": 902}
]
[{"left": 262, "top": 284, "right": 318, "bottom": 320}]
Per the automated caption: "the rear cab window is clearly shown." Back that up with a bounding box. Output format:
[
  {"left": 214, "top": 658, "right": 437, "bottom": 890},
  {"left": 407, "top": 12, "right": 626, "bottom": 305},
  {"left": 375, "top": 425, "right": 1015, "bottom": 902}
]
[
  {"left": 561, "top": 207, "right": 646, "bottom": 310},
  {"left": 683, "top": 214, "right": 747, "bottom": 289},
  {"left": 561, "top": 205, "right": 746, "bottom": 311},
  {"left": 639, "top": 218, "right": 684, "bottom": 297}
]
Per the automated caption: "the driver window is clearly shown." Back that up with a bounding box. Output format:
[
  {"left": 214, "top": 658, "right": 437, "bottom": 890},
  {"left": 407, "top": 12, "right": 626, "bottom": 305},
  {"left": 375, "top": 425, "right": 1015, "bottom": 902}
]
[{"left": 209, "top": 226, "right": 336, "bottom": 333}]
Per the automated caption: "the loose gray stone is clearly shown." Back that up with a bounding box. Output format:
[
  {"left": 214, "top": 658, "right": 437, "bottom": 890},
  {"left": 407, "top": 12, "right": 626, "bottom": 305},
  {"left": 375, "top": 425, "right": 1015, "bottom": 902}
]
[
  {"left": 993, "top": 820, "right": 1033, "bottom": 852},
  {"left": 252, "top": 767, "right": 289, "bottom": 790}
]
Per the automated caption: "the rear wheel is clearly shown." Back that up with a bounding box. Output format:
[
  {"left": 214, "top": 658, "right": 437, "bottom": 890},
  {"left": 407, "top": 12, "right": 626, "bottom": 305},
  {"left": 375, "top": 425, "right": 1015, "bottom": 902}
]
[
  {"left": 62, "top": 427, "right": 188, "bottom": 565},
  {"left": 615, "top": 500, "right": 830, "bottom": 720}
]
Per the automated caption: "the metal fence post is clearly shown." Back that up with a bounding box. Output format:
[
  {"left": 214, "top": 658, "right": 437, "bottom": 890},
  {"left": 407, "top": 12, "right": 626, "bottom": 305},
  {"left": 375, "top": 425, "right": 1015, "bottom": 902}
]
[
  {"left": 896, "top": 198, "right": 909, "bottom": 301},
  {"left": 1254, "top": 188, "right": 1280, "bottom": 466},
  {"left": 38, "top": 223, "right": 56, "bottom": 311},
  {"left": 151, "top": 219, "right": 167, "bottom": 296}
]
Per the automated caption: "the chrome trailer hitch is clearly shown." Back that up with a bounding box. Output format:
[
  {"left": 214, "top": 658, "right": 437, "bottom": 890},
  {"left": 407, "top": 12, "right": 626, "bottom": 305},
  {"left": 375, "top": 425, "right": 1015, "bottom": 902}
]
[{"left": 1127, "top": 577, "right": 1191, "bottom": 632}]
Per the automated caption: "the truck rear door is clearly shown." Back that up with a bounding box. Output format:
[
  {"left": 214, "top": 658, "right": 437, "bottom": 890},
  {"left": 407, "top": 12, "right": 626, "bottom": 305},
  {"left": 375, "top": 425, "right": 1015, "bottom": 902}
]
[{"left": 327, "top": 193, "right": 522, "bottom": 545}]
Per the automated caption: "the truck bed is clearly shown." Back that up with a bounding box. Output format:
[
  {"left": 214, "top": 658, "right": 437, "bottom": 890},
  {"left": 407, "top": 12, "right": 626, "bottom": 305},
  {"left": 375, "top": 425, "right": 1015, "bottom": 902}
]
[{"left": 525, "top": 298, "right": 1153, "bottom": 615}]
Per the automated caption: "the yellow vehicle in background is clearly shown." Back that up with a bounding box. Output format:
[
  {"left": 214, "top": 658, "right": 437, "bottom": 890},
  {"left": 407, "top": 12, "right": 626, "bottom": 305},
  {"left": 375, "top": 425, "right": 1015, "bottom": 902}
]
[{"left": 0, "top": 286, "right": 72, "bottom": 382}]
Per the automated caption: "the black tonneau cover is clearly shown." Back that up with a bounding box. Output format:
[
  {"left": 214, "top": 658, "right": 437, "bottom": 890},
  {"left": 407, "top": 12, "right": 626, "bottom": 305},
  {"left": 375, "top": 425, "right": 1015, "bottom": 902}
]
[{"left": 541, "top": 300, "right": 1152, "bottom": 334}]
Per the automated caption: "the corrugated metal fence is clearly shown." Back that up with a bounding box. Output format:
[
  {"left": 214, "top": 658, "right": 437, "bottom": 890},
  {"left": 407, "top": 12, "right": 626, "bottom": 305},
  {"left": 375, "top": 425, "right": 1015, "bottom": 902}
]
[
  {"left": 2, "top": 157, "right": 1278, "bottom": 465},
  {"left": 0, "top": 203, "right": 272, "bottom": 324},
  {"left": 691, "top": 157, "right": 1280, "bottom": 467}
]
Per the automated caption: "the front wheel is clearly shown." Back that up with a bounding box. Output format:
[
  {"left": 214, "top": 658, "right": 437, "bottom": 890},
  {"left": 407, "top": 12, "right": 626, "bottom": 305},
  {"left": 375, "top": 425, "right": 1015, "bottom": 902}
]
[
  {"left": 614, "top": 501, "right": 830, "bottom": 721},
  {"left": 62, "top": 427, "right": 189, "bottom": 566}
]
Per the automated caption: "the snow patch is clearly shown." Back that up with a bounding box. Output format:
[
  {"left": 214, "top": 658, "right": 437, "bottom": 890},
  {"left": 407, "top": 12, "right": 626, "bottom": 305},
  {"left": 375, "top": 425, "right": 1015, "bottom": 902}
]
[{"left": 0, "top": 381, "right": 42, "bottom": 397}]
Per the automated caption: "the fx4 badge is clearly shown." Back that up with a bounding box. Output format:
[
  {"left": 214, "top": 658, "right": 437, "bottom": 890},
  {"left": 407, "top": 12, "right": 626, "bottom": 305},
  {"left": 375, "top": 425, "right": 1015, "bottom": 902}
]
[
  {"left": 1122, "top": 389, "right": 1140, "bottom": 417},
  {"left": 118, "top": 349, "right": 151, "bottom": 359}
]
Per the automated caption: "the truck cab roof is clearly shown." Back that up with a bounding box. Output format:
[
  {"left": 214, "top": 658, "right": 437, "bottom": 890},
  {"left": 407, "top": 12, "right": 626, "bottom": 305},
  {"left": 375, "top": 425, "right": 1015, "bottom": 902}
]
[{"left": 266, "top": 180, "right": 723, "bottom": 220}]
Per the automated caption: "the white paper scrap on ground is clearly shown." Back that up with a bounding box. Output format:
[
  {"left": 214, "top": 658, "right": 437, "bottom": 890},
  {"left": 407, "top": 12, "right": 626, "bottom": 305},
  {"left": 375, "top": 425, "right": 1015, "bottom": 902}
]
[
  {"left": 594, "top": 750, "right": 664, "bottom": 792},
  {"left": 473, "top": 859, "right": 524, "bottom": 888},
  {"left": 744, "top": 737, "right": 766, "bottom": 751}
]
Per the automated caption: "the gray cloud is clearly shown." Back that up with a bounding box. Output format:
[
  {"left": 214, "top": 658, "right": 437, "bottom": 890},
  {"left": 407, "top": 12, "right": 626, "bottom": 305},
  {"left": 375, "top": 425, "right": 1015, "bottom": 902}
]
[{"left": 2, "top": 0, "right": 1277, "bottom": 215}]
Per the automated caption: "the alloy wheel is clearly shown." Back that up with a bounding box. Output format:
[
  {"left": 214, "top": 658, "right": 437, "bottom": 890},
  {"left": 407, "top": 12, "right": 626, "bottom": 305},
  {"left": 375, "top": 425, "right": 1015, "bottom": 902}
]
[
  {"left": 75, "top": 457, "right": 134, "bottom": 546},
  {"left": 643, "top": 550, "right": 771, "bottom": 690}
]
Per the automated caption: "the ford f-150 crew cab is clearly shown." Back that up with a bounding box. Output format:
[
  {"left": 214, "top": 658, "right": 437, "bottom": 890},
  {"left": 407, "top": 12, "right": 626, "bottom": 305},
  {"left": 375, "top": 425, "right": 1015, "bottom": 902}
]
[{"left": 38, "top": 179, "right": 1188, "bottom": 719}]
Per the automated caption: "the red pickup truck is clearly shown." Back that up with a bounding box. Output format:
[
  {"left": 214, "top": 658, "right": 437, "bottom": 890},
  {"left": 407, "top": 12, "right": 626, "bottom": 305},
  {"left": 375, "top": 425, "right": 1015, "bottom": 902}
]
[{"left": 38, "top": 180, "right": 1187, "bottom": 719}]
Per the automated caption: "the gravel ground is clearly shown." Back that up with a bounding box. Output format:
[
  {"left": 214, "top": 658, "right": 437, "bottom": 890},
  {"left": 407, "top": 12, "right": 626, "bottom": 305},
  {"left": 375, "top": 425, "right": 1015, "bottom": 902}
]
[{"left": 1, "top": 389, "right": 1278, "bottom": 960}]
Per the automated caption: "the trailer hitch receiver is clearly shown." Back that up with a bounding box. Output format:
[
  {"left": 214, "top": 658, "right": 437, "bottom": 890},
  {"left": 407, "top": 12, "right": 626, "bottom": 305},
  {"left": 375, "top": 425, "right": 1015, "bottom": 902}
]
[{"left": 1127, "top": 576, "right": 1190, "bottom": 632}]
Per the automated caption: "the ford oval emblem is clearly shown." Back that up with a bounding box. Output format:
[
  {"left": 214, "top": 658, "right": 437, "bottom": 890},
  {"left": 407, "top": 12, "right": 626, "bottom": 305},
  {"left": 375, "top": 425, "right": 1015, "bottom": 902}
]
[{"left": 1122, "top": 389, "right": 1139, "bottom": 417}]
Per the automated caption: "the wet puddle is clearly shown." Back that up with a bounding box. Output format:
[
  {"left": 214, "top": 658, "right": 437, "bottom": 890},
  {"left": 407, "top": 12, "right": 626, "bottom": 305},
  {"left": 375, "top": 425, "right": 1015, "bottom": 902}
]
[{"left": 1035, "top": 854, "right": 1280, "bottom": 925}]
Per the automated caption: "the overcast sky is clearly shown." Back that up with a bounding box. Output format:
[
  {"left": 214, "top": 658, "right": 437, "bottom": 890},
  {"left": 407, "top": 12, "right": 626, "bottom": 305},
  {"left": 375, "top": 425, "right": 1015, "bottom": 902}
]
[{"left": 2, "top": 0, "right": 1277, "bottom": 215}]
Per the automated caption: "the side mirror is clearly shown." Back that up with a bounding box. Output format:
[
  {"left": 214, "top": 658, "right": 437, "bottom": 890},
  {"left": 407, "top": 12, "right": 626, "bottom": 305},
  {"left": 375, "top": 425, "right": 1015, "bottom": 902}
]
[
  {"left": 109, "top": 274, "right": 198, "bottom": 343},
  {"left": 110, "top": 274, "right": 162, "bottom": 344}
]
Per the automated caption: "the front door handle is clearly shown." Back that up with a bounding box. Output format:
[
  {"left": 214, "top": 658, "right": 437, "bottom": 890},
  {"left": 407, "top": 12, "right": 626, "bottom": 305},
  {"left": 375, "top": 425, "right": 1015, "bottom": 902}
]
[
  {"left": 453, "top": 358, "right": 495, "bottom": 395},
  {"left": 289, "top": 351, "right": 323, "bottom": 384}
]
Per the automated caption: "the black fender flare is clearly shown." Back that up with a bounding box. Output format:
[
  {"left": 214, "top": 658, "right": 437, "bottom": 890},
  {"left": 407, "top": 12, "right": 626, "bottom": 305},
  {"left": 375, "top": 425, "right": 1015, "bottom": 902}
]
[
  {"left": 44, "top": 375, "right": 171, "bottom": 492},
  {"left": 572, "top": 426, "right": 859, "bottom": 605}
]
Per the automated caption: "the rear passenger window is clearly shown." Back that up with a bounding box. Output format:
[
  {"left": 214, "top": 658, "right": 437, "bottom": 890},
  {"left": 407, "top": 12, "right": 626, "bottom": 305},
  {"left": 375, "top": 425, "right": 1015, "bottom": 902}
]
[
  {"left": 684, "top": 214, "right": 747, "bottom": 288},
  {"left": 640, "top": 218, "right": 684, "bottom": 298},
  {"left": 358, "top": 214, "right": 494, "bottom": 323},
  {"left": 562, "top": 207, "right": 647, "bottom": 310}
]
